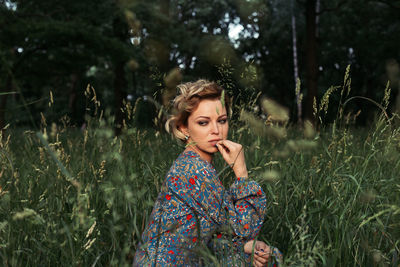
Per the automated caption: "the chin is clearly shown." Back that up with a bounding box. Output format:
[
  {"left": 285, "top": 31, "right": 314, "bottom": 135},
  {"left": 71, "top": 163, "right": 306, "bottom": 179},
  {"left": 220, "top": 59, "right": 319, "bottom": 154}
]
[
  {"left": 198, "top": 145, "right": 218, "bottom": 154},
  {"left": 208, "top": 146, "right": 219, "bottom": 153}
]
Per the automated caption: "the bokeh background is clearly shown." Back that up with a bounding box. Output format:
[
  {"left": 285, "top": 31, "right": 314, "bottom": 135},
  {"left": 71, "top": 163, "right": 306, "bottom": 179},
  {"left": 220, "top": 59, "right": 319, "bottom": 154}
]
[
  {"left": 1, "top": 1, "right": 400, "bottom": 266},
  {"left": 1, "top": 0, "right": 400, "bottom": 131}
]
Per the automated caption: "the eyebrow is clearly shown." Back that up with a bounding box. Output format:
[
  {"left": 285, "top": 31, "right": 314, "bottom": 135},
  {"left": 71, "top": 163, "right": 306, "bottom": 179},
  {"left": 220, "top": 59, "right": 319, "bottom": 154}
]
[{"left": 195, "top": 114, "right": 227, "bottom": 120}]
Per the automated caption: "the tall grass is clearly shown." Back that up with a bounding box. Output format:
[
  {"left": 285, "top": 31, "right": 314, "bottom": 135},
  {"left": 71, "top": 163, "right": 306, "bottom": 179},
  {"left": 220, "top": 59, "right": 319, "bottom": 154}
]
[{"left": 0, "top": 74, "right": 399, "bottom": 266}]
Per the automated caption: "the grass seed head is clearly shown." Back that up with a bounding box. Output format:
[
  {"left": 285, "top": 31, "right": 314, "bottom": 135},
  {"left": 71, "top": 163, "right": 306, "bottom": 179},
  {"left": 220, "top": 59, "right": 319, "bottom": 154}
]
[
  {"left": 359, "top": 190, "right": 376, "bottom": 204},
  {"left": 372, "top": 250, "right": 382, "bottom": 263},
  {"left": 273, "top": 147, "right": 290, "bottom": 158},
  {"left": 382, "top": 81, "right": 391, "bottom": 110},
  {"left": 164, "top": 67, "right": 182, "bottom": 89},
  {"left": 320, "top": 86, "right": 340, "bottom": 115},
  {"left": 261, "top": 98, "right": 289, "bottom": 123},
  {"left": 127, "top": 59, "right": 139, "bottom": 72},
  {"left": 83, "top": 238, "right": 96, "bottom": 250},
  {"left": 50, "top": 123, "right": 57, "bottom": 138},
  {"left": 240, "top": 110, "right": 265, "bottom": 135},
  {"left": 124, "top": 10, "right": 141, "bottom": 35},
  {"left": 265, "top": 125, "right": 287, "bottom": 139},
  {"left": 240, "top": 109, "right": 287, "bottom": 139},
  {"left": 261, "top": 170, "right": 280, "bottom": 183},
  {"left": 313, "top": 96, "right": 318, "bottom": 118},
  {"left": 12, "top": 208, "right": 45, "bottom": 225},
  {"left": 287, "top": 139, "right": 317, "bottom": 152},
  {"left": 304, "top": 120, "right": 316, "bottom": 139},
  {"left": 49, "top": 91, "right": 54, "bottom": 107},
  {"left": 162, "top": 68, "right": 182, "bottom": 106},
  {"left": 85, "top": 221, "right": 97, "bottom": 238}
]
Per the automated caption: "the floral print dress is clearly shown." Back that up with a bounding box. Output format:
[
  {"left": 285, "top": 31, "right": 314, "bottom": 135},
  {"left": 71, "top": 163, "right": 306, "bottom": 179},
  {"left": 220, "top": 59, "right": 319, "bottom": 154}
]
[{"left": 133, "top": 150, "right": 281, "bottom": 266}]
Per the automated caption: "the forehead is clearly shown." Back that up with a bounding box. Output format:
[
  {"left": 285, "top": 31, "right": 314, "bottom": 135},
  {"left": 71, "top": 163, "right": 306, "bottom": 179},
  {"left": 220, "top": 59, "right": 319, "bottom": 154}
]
[{"left": 190, "top": 98, "right": 226, "bottom": 118}]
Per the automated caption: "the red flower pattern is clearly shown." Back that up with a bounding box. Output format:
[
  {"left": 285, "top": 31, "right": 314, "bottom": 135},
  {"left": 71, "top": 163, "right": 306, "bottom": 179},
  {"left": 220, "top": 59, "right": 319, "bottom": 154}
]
[{"left": 132, "top": 150, "right": 281, "bottom": 266}]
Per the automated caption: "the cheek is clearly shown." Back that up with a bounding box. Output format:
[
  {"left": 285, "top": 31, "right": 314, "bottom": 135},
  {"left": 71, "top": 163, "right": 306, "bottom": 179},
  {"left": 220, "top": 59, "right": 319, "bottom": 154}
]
[
  {"left": 223, "top": 124, "right": 229, "bottom": 136},
  {"left": 191, "top": 125, "right": 207, "bottom": 137}
]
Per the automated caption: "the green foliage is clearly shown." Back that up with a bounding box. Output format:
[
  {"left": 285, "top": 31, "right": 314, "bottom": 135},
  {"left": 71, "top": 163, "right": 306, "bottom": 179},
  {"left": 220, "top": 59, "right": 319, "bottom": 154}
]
[
  {"left": 2, "top": 0, "right": 400, "bottom": 129},
  {"left": 1, "top": 0, "right": 400, "bottom": 265},
  {"left": 1, "top": 72, "right": 400, "bottom": 266}
]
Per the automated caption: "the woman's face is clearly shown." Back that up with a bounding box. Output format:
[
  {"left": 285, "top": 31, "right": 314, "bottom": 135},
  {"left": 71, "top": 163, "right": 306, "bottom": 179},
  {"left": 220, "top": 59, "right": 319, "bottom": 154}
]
[{"left": 180, "top": 98, "right": 229, "bottom": 161}]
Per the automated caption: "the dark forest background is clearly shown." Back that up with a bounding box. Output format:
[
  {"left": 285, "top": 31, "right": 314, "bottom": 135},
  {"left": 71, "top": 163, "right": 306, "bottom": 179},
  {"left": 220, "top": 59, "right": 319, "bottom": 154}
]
[{"left": 1, "top": 0, "right": 400, "bottom": 132}]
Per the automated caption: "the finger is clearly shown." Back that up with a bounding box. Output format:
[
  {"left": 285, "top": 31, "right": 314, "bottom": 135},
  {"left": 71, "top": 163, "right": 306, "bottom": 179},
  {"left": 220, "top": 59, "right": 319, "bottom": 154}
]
[
  {"left": 255, "top": 242, "right": 271, "bottom": 258},
  {"left": 254, "top": 256, "right": 268, "bottom": 265},
  {"left": 218, "top": 139, "right": 240, "bottom": 151},
  {"left": 216, "top": 143, "right": 229, "bottom": 160},
  {"left": 254, "top": 253, "right": 269, "bottom": 264},
  {"left": 216, "top": 142, "right": 226, "bottom": 154},
  {"left": 255, "top": 241, "right": 268, "bottom": 251},
  {"left": 253, "top": 259, "right": 265, "bottom": 267},
  {"left": 218, "top": 140, "right": 244, "bottom": 161},
  {"left": 217, "top": 141, "right": 230, "bottom": 153}
]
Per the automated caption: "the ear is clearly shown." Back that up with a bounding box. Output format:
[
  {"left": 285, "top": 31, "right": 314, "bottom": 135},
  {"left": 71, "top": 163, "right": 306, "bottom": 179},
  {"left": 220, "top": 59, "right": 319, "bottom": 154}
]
[{"left": 178, "top": 124, "right": 189, "bottom": 136}]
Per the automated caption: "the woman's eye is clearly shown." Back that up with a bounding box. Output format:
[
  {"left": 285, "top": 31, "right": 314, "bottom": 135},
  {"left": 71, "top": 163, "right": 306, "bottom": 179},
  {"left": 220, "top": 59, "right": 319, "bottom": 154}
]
[
  {"left": 218, "top": 119, "right": 227, "bottom": 124},
  {"left": 198, "top": 121, "right": 208, "bottom": 126}
]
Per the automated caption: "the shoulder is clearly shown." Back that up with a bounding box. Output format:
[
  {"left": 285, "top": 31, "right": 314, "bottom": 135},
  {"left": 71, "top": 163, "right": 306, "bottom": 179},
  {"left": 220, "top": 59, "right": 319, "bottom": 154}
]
[
  {"left": 165, "top": 151, "right": 215, "bottom": 187},
  {"left": 170, "top": 150, "right": 210, "bottom": 174}
]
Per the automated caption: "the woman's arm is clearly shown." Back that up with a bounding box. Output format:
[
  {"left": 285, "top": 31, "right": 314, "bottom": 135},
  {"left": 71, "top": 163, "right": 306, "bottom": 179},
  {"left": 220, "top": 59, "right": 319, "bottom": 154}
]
[
  {"left": 216, "top": 140, "right": 268, "bottom": 260},
  {"left": 216, "top": 140, "right": 248, "bottom": 178},
  {"left": 217, "top": 139, "right": 283, "bottom": 266}
]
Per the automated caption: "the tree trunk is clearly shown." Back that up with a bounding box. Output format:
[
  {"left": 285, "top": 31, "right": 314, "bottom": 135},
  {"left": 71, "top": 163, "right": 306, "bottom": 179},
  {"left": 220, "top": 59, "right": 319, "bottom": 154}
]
[
  {"left": 304, "top": 0, "right": 318, "bottom": 124},
  {"left": 291, "top": 2, "right": 301, "bottom": 124}
]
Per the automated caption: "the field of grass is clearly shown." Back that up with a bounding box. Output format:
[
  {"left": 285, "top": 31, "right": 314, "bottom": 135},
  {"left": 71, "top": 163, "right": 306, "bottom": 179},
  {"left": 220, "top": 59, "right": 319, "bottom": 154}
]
[{"left": 0, "top": 87, "right": 399, "bottom": 266}]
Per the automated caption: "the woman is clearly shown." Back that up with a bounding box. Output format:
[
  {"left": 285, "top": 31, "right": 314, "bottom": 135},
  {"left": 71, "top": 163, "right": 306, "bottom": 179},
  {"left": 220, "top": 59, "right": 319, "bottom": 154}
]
[{"left": 134, "top": 80, "right": 282, "bottom": 266}]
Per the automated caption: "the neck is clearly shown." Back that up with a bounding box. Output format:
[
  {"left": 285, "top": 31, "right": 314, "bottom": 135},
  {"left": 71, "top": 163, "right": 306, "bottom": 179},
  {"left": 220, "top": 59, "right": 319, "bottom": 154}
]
[{"left": 185, "top": 146, "right": 213, "bottom": 163}]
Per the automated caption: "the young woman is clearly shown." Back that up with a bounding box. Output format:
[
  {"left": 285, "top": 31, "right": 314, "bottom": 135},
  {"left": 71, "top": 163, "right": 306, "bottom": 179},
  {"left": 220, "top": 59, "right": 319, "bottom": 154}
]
[{"left": 133, "top": 80, "right": 282, "bottom": 266}]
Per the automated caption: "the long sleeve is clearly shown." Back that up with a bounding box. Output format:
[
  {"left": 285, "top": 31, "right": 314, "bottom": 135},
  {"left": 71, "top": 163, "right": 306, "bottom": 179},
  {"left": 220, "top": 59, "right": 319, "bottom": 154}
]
[
  {"left": 134, "top": 151, "right": 271, "bottom": 266},
  {"left": 134, "top": 151, "right": 226, "bottom": 266},
  {"left": 209, "top": 176, "right": 267, "bottom": 264},
  {"left": 223, "top": 176, "right": 267, "bottom": 239}
]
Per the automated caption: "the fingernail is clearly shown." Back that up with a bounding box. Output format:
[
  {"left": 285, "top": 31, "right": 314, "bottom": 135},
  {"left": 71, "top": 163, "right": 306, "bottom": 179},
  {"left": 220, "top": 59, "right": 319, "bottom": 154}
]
[
  {"left": 260, "top": 249, "right": 264, "bottom": 252},
  {"left": 255, "top": 251, "right": 258, "bottom": 255}
]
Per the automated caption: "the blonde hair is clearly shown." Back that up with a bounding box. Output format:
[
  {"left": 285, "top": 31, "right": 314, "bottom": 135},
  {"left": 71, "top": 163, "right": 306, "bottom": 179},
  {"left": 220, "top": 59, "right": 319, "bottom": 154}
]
[{"left": 165, "top": 79, "right": 230, "bottom": 142}]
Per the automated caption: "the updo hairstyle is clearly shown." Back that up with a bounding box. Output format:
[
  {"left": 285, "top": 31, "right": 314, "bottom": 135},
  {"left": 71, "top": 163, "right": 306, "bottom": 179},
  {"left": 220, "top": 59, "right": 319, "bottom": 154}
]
[{"left": 165, "top": 79, "right": 230, "bottom": 142}]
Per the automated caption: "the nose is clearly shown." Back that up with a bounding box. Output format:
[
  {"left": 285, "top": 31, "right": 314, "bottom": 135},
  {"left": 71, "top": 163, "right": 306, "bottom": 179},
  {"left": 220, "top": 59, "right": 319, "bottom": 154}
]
[{"left": 211, "top": 121, "right": 219, "bottom": 134}]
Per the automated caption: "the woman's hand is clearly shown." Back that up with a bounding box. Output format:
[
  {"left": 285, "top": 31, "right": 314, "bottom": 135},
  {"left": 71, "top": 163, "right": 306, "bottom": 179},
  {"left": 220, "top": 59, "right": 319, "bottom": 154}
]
[
  {"left": 216, "top": 140, "right": 248, "bottom": 178},
  {"left": 244, "top": 240, "right": 271, "bottom": 267}
]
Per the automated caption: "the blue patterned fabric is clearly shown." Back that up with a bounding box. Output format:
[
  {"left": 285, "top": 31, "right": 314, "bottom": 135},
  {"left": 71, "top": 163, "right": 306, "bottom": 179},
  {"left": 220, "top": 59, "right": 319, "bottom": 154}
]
[{"left": 133, "top": 150, "right": 279, "bottom": 266}]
